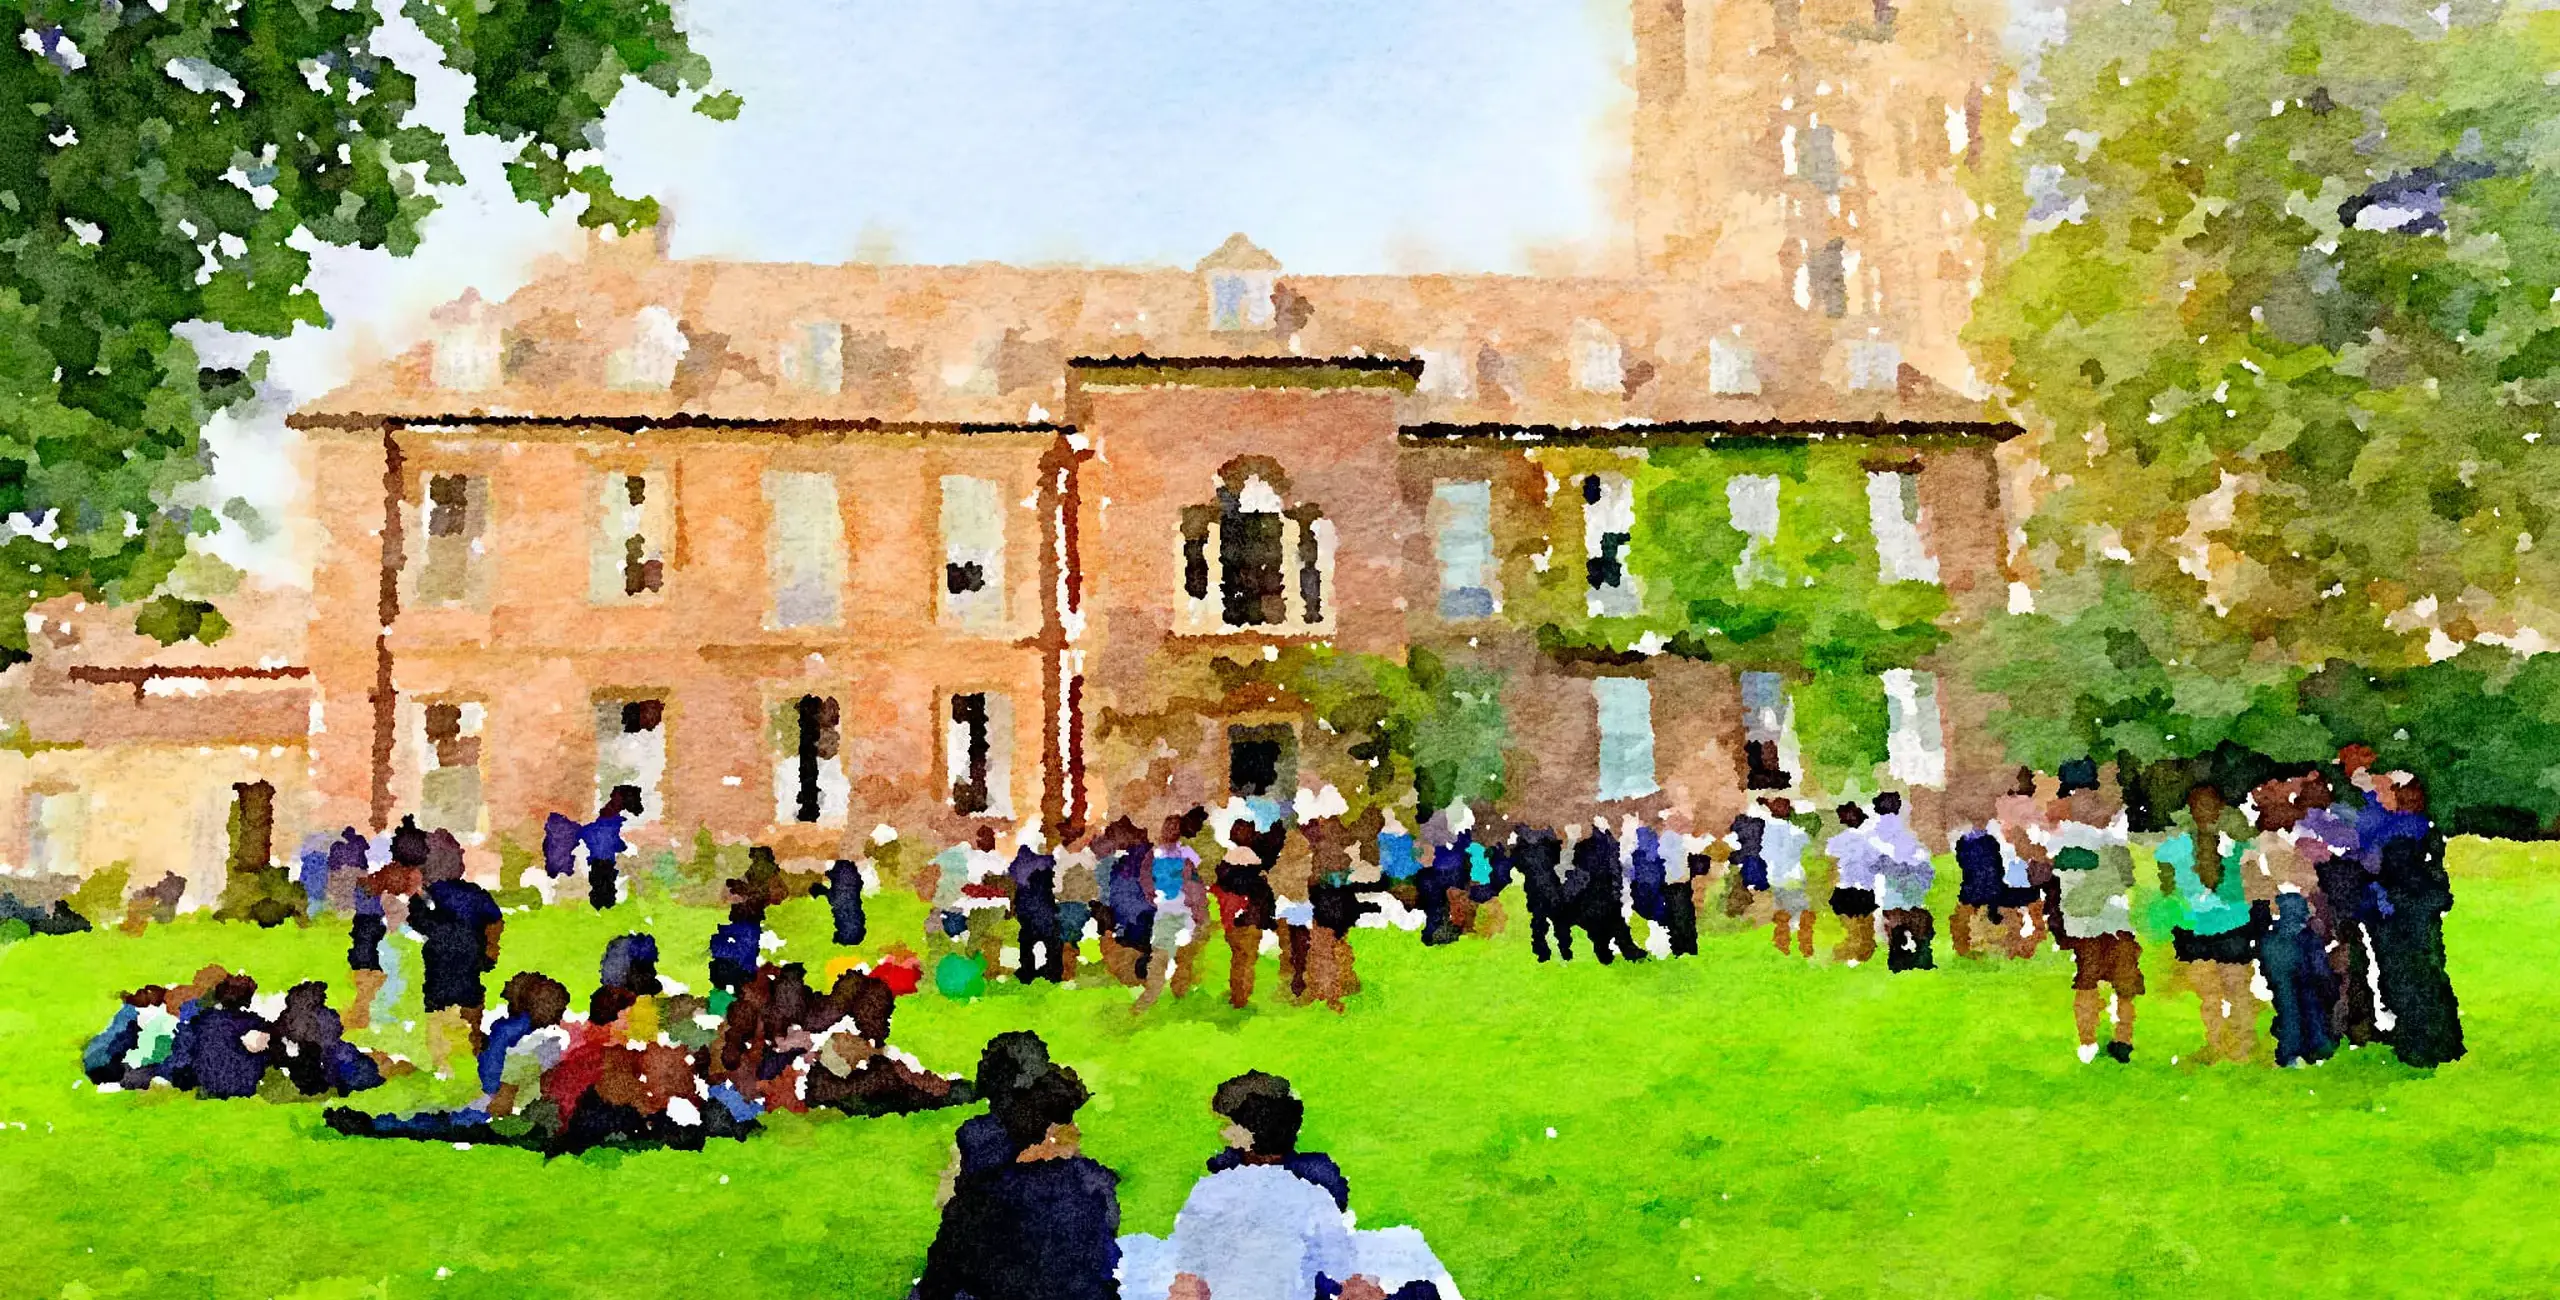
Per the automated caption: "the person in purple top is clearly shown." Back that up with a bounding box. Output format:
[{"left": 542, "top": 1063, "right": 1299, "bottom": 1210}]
[{"left": 582, "top": 786, "right": 640, "bottom": 910}]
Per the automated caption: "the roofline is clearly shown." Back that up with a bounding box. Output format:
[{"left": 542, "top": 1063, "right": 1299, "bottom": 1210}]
[
  {"left": 1399, "top": 418, "right": 2023, "bottom": 444},
  {"left": 1067, "top": 354, "right": 1424, "bottom": 376},
  {"left": 286, "top": 412, "right": 1073, "bottom": 437}
]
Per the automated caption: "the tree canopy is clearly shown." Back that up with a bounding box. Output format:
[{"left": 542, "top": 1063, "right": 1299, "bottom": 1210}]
[
  {"left": 0, "top": 0, "right": 732, "bottom": 665},
  {"left": 1971, "top": 0, "right": 2560, "bottom": 672}
]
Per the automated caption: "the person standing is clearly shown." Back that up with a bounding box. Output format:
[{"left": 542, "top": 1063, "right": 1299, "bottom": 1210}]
[
  {"left": 582, "top": 786, "right": 640, "bottom": 910},
  {"left": 1512, "top": 824, "right": 1572, "bottom": 962},
  {"left": 1010, "top": 836, "right": 1065, "bottom": 985},
  {"left": 1726, "top": 804, "right": 1770, "bottom": 921},
  {"left": 1214, "top": 830, "right": 1278, "bottom": 1009},
  {"left": 1053, "top": 834, "right": 1100, "bottom": 984},
  {"left": 822, "top": 855, "right": 867, "bottom": 947},
  {"left": 2043, "top": 775, "right": 2142, "bottom": 1063},
  {"left": 958, "top": 827, "right": 1014, "bottom": 983},
  {"left": 2155, "top": 783, "right": 2257, "bottom": 1064},
  {"left": 1269, "top": 826, "right": 1320, "bottom": 1004},
  {"left": 1950, "top": 820, "right": 2006, "bottom": 960},
  {"left": 1657, "top": 814, "right": 1699, "bottom": 957},
  {"left": 2243, "top": 775, "right": 2338, "bottom": 1067},
  {"left": 342, "top": 828, "right": 392, "bottom": 1030},
  {"left": 2368, "top": 773, "right": 2465, "bottom": 1068},
  {"left": 1760, "top": 798, "right": 1815, "bottom": 958},
  {"left": 411, "top": 826, "right": 504, "bottom": 1079},
  {"left": 1825, "top": 804, "right": 1881, "bottom": 966},
  {"left": 1133, "top": 817, "right": 1202, "bottom": 1014},
  {"left": 1570, "top": 822, "right": 1644, "bottom": 964},
  {"left": 1095, "top": 816, "right": 1155, "bottom": 988},
  {"left": 1871, "top": 800, "right": 1936, "bottom": 973}
]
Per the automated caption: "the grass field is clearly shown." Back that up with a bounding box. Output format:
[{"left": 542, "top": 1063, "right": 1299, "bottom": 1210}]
[{"left": 1, "top": 840, "right": 2554, "bottom": 1299}]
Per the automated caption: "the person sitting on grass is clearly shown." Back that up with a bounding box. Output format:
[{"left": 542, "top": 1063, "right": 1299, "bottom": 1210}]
[
  {"left": 166, "top": 973, "right": 272, "bottom": 1100},
  {"left": 83, "top": 985, "right": 170, "bottom": 1089},
  {"left": 273, "top": 980, "right": 388, "bottom": 1097},
  {"left": 915, "top": 1058, "right": 1121, "bottom": 1300},
  {"left": 802, "top": 968, "right": 971, "bottom": 1117},
  {"left": 1122, "top": 1072, "right": 1454, "bottom": 1300},
  {"left": 325, "top": 971, "right": 573, "bottom": 1144}
]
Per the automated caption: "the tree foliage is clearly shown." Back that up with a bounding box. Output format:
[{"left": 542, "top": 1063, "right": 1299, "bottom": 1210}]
[
  {"left": 1213, "top": 646, "right": 1510, "bottom": 814},
  {"left": 1971, "top": 0, "right": 2560, "bottom": 670},
  {"left": 0, "top": 0, "right": 728, "bottom": 665}
]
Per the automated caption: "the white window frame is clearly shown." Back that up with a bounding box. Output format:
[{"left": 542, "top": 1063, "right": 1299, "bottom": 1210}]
[
  {"left": 1866, "top": 468, "right": 1940, "bottom": 583},
  {"left": 1594, "top": 677, "right": 1659, "bottom": 802},
  {"left": 593, "top": 696, "right": 667, "bottom": 826},
  {"left": 940, "top": 474, "right": 1008, "bottom": 631},
  {"left": 604, "top": 306, "right": 687, "bottom": 391},
  {"left": 1883, "top": 667, "right": 1948, "bottom": 788},
  {"left": 773, "top": 693, "right": 850, "bottom": 827},
  {"left": 1728, "top": 474, "right": 1783, "bottom": 588},
  {"left": 1582, "top": 472, "right": 1640, "bottom": 618},
  {"left": 1709, "top": 336, "right": 1760, "bottom": 395},
  {"left": 416, "top": 699, "right": 487, "bottom": 841},
  {"left": 1431, "top": 479, "right": 1499, "bottom": 620},
  {"left": 765, "top": 470, "right": 845, "bottom": 628},
  {"left": 945, "top": 691, "right": 1014, "bottom": 819},
  {"left": 591, "top": 469, "right": 673, "bottom": 603}
]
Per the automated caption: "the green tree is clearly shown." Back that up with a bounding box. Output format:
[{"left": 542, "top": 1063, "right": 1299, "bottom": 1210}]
[
  {"left": 0, "top": 0, "right": 733, "bottom": 665},
  {"left": 1970, "top": 0, "right": 2560, "bottom": 675}
]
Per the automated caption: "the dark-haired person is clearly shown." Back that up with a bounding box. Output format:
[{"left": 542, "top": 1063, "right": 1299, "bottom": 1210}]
[
  {"left": 1201, "top": 1071, "right": 1351, "bottom": 1211},
  {"left": 274, "top": 980, "right": 385, "bottom": 1096},
  {"left": 1869, "top": 793, "right": 1935, "bottom": 972},
  {"left": 412, "top": 833, "right": 505, "bottom": 1079},
  {"left": 1569, "top": 822, "right": 1645, "bottom": 964},
  {"left": 916, "top": 1060, "right": 1120, "bottom": 1300},
  {"left": 2243, "top": 774, "right": 2337, "bottom": 1067},
  {"left": 2040, "top": 776, "right": 2141, "bottom": 1063},
  {"left": 83, "top": 985, "right": 170, "bottom": 1088},
  {"left": 1759, "top": 798, "right": 1816, "bottom": 959},
  {"left": 170, "top": 974, "right": 272, "bottom": 1099},
  {"left": 1510, "top": 825, "right": 1572, "bottom": 962},
  {"left": 2156, "top": 784, "right": 2257, "bottom": 1064},
  {"left": 2368, "top": 773, "right": 2465, "bottom": 1068},
  {"left": 584, "top": 784, "right": 642, "bottom": 909},
  {"left": 804, "top": 969, "right": 969, "bottom": 1116},
  {"left": 822, "top": 855, "right": 869, "bottom": 948},
  {"left": 947, "top": 1031, "right": 1058, "bottom": 1189},
  {"left": 1825, "top": 803, "right": 1881, "bottom": 965}
]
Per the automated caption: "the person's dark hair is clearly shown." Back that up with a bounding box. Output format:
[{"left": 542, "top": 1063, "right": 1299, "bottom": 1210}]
[
  {"left": 504, "top": 971, "right": 573, "bottom": 1028},
  {"left": 975, "top": 1030, "right": 1052, "bottom": 1101},
  {"left": 973, "top": 825, "right": 998, "bottom": 852},
  {"left": 1212, "top": 1070, "right": 1305, "bottom": 1155},
  {"left": 212, "top": 974, "right": 258, "bottom": 1009},
  {"left": 589, "top": 984, "right": 640, "bottom": 1027},
  {"left": 1178, "top": 805, "right": 1210, "bottom": 839},
  {"left": 124, "top": 984, "right": 167, "bottom": 1008},
  {"left": 2057, "top": 758, "right": 2101, "bottom": 795},
  {"left": 2011, "top": 766, "right": 2039, "bottom": 798},
  {"left": 610, "top": 784, "right": 644, "bottom": 817},
  {"left": 389, "top": 816, "right": 430, "bottom": 868},
  {"left": 843, "top": 972, "right": 895, "bottom": 1046},
  {"left": 996, "top": 1063, "right": 1088, "bottom": 1148},
  {"left": 1874, "top": 791, "right": 1903, "bottom": 816},
  {"left": 1836, "top": 803, "right": 1868, "bottom": 828}
]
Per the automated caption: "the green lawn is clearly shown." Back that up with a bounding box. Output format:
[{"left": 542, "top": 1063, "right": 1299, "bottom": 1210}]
[{"left": 2, "top": 841, "right": 2555, "bottom": 1299}]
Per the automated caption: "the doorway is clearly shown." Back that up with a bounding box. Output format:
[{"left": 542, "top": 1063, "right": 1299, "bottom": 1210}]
[{"left": 1226, "top": 724, "right": 1296, "bottom": 799}]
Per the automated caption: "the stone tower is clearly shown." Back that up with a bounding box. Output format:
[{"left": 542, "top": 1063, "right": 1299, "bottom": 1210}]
[{"left": 1629, "top": 0, "right": 2003, "bottom": 395}]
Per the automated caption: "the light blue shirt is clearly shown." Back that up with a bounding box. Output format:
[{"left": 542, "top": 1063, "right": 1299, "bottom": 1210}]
[{"left": 1168, "top": 1164, "right": 1359, "bottom": 1300}]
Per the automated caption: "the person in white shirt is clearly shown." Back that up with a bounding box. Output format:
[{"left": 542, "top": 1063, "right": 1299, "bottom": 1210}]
[{"left": 1758, "top": 798, "right": 1816, "bottom": 958}]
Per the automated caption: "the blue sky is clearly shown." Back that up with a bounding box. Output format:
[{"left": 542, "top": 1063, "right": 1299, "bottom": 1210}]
[{"left": 216, "top": 1, "right": 1635, "bottom": 577}]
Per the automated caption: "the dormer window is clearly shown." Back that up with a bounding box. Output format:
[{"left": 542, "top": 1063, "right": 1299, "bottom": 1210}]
[
  {"left": 1179, "top": 459, "right": 1332, "bottom": 634},
  {"left": 1198, "top": 233, "right": 1282, "bottom": 332},
  {"left": 433, "top": 321, "right": 501, "bottom": 392},
  {"left": 605, "top": 306, "right": 687, "bottom": 391},
  {"left": 782, "top": 321, "right": 845, "bottom": 393},
  {"left": 1710, "top": 335, "right": 1761, "bottom": 395},
  {"left": 1570, "top": 321, "right": 1625, "bottom": 394}
]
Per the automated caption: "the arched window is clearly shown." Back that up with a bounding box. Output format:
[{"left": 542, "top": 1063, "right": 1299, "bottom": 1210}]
[{"left": 1178, "top": 459, "right": 1333, "bottom": 633}]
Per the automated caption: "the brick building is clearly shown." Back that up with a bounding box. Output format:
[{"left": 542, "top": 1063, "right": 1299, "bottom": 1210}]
[{"left": 7, "top": 0, "right": 2021, "bottom": 883}]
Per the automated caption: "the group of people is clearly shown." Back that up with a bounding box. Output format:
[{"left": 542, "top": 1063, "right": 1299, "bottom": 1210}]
[
  {"left": 85, "top": 964, "right": 396, "bottom": 1100},
  {"left": 915, "top": 1033, "right": 1454, "bottom": 1300}
]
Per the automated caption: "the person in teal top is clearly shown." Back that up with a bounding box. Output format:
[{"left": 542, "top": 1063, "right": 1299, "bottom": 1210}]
[{"left": 2155, "top": 783, "right": 2258, "bottom": 1064}]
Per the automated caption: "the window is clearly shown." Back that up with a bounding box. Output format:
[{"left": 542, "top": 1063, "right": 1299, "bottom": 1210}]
[
  {"left": 940, "top": 475, "right": 1007, "bottom": 630},
  {"left": 432, "top": 322, "right": 500, "bottom": 392},
  {"left": 946, "top": 692, "right": 1013, "bottom": 817},
  {"left": 1741, "top": 670, "right": 1797, "bottom": 790},
  {"left": 1883, "top": 668, "right": 1947, "bottom": 788},
  {"left": 592, "top": 470, "right": 671, "bottom": 602},
  {"left": 1801, "top": 239, "right": 1848, "bottom": 318},
  {"left": 594, "top": 697, "right": 666, "bottom": 825},
  {"left": 1866, "top": 469, "right": 1939, "bottom": 582},
  {"left": 415, "top": 472, "right": 488, "bottom": 607},
  {"left": 1178, "top": 464, "right": 1332, "bottom": 633},
  {"left": 1709, "top": 336, "right": 1760, "bottom": 395},
  {"left": 1801, "top": 124, "right": 1842, "bottom": 193},
  {"left": 1209, "top": 271, "right": 1276, "bottom": 331},
  {"left": 1416, "top": 346, "right": 1475, "bottom": 399},
  {"left": 781, "top": 321, "right": 845, "bottom": 394},
  {"left": 1582, "top": 473, "right": 1638, "bottom": 618},
  {"left": 605, "top": 306, "right": 687, "bottom": 391},
  {"left": 24, "top": 790, "right": 85, "bottom": 875},
  {"left": 419, "top": 701, "right": 485, "bottom": 838},
  {"left": 1594, "top": 677, "right": 1659, "bottom": 802},
  {"left": 1432, "top": 480, "right": 1498, "bottom": 619},
  {"left": 765, "top": 471, "right": 844, "bottom": 628},
  {"left": 1571, "top": 321, "right": 1624, "bottom": 394},
  {"left": 1849, "top": 339, "right": 1902, "bottom": 392},
  {"left": 1727, "top": 474, "right": 1782, "bottom": 587},
  {"left": 775, "top": 694, "right": 848, "bottom": 825},
  {"left": 1229, "top": 724, "right": 1297, "bottom": 799}
]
